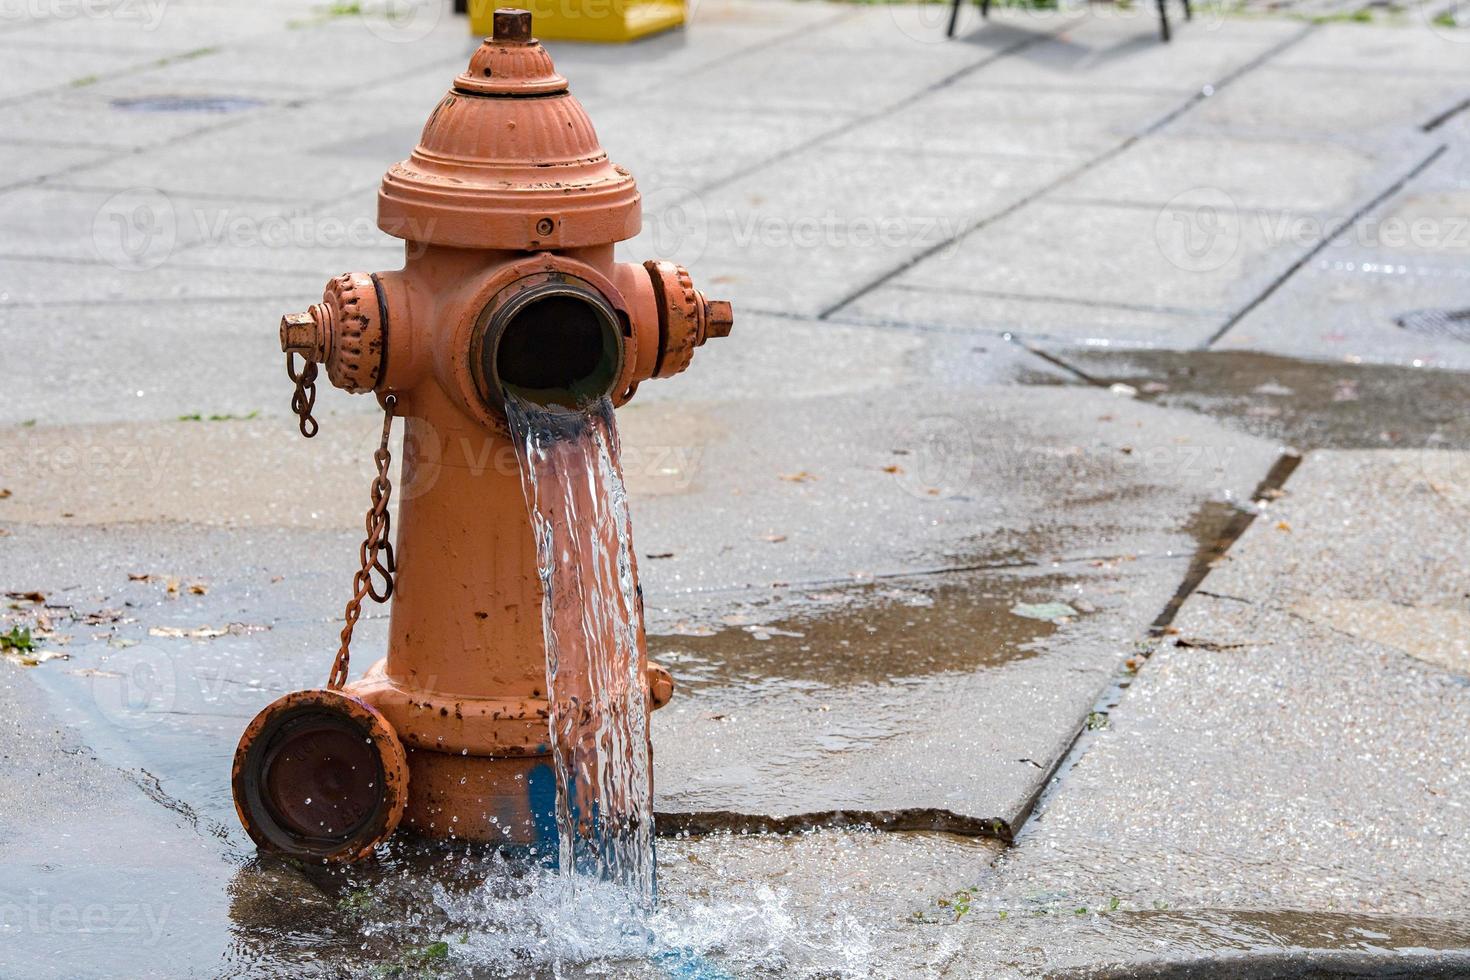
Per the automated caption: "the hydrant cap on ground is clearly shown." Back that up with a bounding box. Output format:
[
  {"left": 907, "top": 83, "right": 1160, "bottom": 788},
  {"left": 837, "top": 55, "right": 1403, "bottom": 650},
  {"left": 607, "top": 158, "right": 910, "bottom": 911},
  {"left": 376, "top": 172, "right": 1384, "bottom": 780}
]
[{"left": 377, "top": 10, "right": 640, "bottom": 251}]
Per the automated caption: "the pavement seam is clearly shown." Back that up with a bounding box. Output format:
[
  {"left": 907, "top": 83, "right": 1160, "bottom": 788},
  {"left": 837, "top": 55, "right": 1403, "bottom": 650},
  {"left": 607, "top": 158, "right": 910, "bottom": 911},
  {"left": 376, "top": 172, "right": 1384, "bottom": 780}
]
[
  {"left": 1200, "top": 141, "right": 1450, "bottom": 350},
  {"left": 879, "top": 280, "right": 1231, "bottom": 318},
  {"left": 1006, "top": 449, "right": 1305, "bottom": 846},
  {"left": 1423, "top": 93, "right": 1470, "bottom": 132},
  {"left": 669, "top": 16, "right": 1084, "bottom": 206},
  {"left": 816, "top": 22, "right": 1320, "bottom": 320},
  {"left": 0, "top": 48, "right": 467, "bottom": 197}
]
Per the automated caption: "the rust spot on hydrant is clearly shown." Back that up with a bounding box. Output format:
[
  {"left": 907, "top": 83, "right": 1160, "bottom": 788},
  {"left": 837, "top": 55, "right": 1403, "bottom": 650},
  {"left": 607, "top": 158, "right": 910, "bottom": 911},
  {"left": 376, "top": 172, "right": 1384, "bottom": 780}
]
[{"left": 233, "top": 11, "right": 731, "bottom": 861}]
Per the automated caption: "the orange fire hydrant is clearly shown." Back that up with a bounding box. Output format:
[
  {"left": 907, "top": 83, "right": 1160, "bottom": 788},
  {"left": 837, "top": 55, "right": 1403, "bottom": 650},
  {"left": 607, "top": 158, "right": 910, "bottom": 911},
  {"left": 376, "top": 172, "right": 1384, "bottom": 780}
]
[{"left": 231, "top": 9, "right": 731, "bottom": 862}]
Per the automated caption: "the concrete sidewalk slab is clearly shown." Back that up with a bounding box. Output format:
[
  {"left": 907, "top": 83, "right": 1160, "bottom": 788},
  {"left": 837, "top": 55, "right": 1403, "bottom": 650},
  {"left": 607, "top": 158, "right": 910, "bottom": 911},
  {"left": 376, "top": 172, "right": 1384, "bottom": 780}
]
[
  {"left": 827, "top": 86, "right": 1181, "bottom": 162},
  {"left": 840, "top": 284, "right": 1222, "bottom": 343},
  {"left": 0, "top": 90, "right": 275, "bottom": 154},
  {"left": 932, "top": 450, "right": 1470, "bottom": 973},
  {"left": 0, "top": 256, "right": 324, "bottom": 307},
  {"left": 1058, "top": 132, "right": 1402, "bottom": 213},
  {"left": 1272, "top": 22, "right": 1470, "bottom": 76},
  {"left": 874, "top": 197, "right": 1290, "bottom": 325},
  {"left": 656, "top": 151, "right": 1076, "bottom": 316},
  {"left": 958, "top": 17, "right": 1306, "bottom": 95},
  {"left": 1212, "top": 245, "right": 1470, "bottom": 369},
  {"left": 1185, "top": 63, "right": 1470, "bottom": 138}
]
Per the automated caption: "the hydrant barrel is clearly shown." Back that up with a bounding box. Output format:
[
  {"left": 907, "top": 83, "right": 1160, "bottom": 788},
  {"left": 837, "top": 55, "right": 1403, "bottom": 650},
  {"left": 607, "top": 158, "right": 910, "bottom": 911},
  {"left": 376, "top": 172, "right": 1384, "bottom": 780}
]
[{"left": 234, "top": 11, "right": 731, "bottom": 859}]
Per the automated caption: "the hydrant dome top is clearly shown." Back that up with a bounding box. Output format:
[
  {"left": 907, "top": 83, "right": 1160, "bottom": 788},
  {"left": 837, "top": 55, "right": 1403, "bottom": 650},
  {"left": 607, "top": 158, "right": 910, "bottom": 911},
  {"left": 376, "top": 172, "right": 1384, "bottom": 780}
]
[{"left": 376, "top": 12, "right": 641, "bottom": 251}]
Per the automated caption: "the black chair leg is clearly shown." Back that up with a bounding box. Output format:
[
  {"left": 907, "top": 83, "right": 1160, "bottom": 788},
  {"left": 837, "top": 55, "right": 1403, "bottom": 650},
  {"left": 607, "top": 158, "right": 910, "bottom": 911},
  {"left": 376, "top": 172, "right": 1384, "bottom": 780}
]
[
  {"left": 981, "top": 0, "right": 991, "bottom": 17},
  {"left": 1157, "top": 0, "right": 1171, "bottom": 41},
  {"left": 1182, "top": 0, "right": 1193, "bottom": 20},
  {"left": 947, "top": 0, "right": 962, "bottom": 36}
]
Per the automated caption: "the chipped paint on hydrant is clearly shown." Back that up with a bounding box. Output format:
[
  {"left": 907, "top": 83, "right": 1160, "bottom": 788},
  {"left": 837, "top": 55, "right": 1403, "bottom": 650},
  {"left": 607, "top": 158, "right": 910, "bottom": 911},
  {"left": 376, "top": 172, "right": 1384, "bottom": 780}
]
[{"left": 231, "top": 9, "right": 731, "bottom": 862}]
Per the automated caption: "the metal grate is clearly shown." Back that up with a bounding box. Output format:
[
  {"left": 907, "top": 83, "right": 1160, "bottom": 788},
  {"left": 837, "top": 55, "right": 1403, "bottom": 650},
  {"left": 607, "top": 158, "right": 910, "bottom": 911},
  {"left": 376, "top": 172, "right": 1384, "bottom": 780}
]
[{"left": 1395, "top": 308, "right": 1470, "bottom": 343}]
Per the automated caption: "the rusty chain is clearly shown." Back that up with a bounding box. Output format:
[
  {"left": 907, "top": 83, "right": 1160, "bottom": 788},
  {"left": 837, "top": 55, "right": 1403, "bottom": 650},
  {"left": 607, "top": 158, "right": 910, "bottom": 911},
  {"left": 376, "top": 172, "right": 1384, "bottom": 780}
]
[
  {"left": 327, "top": 394, "right": 398, "bottom": 690},
  {"left": 286, "top": 352, "right": 320, "bottom": 439}
]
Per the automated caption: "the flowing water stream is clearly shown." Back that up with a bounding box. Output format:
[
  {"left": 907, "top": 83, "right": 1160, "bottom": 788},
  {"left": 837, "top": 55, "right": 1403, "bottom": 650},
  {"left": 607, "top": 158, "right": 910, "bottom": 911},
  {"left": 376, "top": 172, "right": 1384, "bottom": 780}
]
[{"left": 506, "top": 394, "right": 658, "bottom": 907}]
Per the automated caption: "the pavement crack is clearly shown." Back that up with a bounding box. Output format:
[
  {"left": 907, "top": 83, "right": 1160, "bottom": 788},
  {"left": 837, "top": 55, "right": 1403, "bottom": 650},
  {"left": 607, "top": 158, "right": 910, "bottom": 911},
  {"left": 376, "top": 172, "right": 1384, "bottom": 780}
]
[
  {"left": 1005, "top": 337, "right": 1110, "bottom": 387},
  {"left": 1202, "top": 143, "right": 1450, "bottom": 350},
  {"left": 1197, "top": 589, "right": 1253, "bottom": 605},
  {"left": 129, "top": 767, "right": 234, "bottom": 844},
  {"left": 656, "top": 808, "right": 1014, "bottom": 843}
]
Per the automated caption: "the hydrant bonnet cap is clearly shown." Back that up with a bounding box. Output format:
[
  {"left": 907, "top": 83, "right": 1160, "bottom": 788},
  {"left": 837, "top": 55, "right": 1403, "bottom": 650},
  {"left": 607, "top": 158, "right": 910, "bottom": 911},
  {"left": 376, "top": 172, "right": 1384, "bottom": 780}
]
[{"left": 377, "top": 12, "right": 639, "bottom": 251}]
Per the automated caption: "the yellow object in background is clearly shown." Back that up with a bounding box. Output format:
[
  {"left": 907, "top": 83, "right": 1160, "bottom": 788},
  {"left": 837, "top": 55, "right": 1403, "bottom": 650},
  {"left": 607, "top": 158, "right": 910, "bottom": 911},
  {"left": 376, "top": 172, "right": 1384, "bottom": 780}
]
[{"left": 469, "top": 0, "right": 685, "bottom": 42}]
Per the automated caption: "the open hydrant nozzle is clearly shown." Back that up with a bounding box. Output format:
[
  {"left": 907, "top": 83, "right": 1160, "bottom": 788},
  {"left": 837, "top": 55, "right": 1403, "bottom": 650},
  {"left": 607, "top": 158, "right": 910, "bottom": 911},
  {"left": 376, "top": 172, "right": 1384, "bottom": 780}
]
[{"left": 234, "top": 9, "right": 732, "bottom": 861}]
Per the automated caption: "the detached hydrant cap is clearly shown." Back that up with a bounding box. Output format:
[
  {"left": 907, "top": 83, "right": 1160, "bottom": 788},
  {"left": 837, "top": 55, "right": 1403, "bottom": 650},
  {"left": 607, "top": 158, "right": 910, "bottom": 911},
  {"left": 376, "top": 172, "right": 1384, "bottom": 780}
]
[{"left": 377, "top": 10, "right": 639, "bottom": 251}]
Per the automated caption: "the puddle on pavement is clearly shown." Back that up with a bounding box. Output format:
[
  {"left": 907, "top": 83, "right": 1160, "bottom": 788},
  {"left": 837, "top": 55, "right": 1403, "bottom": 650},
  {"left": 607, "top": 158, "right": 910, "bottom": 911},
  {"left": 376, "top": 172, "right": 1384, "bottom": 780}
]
[
  {"left": 11, "top": 505, "right": 1437, "bottom": 976},
  {"left": 219, "top": 826, "right": 1470, "bottom": 978},
  {"left": 648, "top": 568, "right": 1071, "bottom": 695},
  {"left": 4, "top": 560, "right": 1092, "bottom": 977},
  {"left": 1025, "top": 349, "right": 1470, "bottom": 451}
]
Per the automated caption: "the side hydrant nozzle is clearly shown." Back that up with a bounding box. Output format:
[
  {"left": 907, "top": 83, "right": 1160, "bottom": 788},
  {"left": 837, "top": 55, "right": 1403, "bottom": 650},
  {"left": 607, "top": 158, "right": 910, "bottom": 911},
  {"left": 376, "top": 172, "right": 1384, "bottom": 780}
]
[{"left": 233, "top": 10, "right": 732, "bottom": 862}]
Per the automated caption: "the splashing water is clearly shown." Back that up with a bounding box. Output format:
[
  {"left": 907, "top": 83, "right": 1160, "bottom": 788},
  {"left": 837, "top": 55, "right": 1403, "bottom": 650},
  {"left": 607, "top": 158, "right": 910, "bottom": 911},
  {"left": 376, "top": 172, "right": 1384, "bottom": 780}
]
[{"left": 506, "top": 394, "right": 657, "bottom": 907}]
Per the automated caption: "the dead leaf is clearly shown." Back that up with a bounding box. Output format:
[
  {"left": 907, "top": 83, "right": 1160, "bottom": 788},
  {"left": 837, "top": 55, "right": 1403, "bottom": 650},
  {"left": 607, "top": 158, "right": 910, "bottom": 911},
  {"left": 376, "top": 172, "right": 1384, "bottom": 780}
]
[
  {"left": 881, "top": 464, "right": 904, "bottom": 475},
  {"left": 762, "top": 534, "right": 787, "bottom": 543},
  {"left": 128, "top": 573, "right": 153, "bottom": 582},
  {"left": 0, "top": 489, "right": 11, "bottom": 500},
  {"left": 779, "top": 471, "right": 817, "bottom": 483},
  {"left": 5, "top": 591, "right": 44, "bottom": 603},
  {"left": 2, "top": 648, "right": 68, "bottom": 667},
  {"left": 1275, "top": 520, "right": 1292, "bottom": 533},
  {"left": 68, "top": 667, "right": 122, "bottom": 679},
  {"left": 1175, "top": 637, "right": 1248, "bottom": 651},
  {"left": 1011, "top": 601, "right": 1079, "bottom": 623},
  {"left": 188, "top": 582, "right": 209, "bottom": 595},
  {"left": 165, "top": 577, "right": 180, "bottom": 596},
  {"left": 78, "top": 609, "right": 123, "bottom": 625}
]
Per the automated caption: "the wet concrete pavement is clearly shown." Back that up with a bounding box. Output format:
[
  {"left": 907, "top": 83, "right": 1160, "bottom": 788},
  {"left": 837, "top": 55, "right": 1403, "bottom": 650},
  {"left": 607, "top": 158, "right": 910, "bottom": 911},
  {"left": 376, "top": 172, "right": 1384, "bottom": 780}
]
[{"left": 3, "top": 0, "right": 1470, "bottom": 975}]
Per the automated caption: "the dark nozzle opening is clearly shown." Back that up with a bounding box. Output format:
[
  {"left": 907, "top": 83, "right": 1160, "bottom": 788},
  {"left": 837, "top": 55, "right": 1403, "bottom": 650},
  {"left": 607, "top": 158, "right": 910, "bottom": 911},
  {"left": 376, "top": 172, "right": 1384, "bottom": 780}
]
[{"left": 477, "top": 279, "right": 622, "bottom": 413}]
